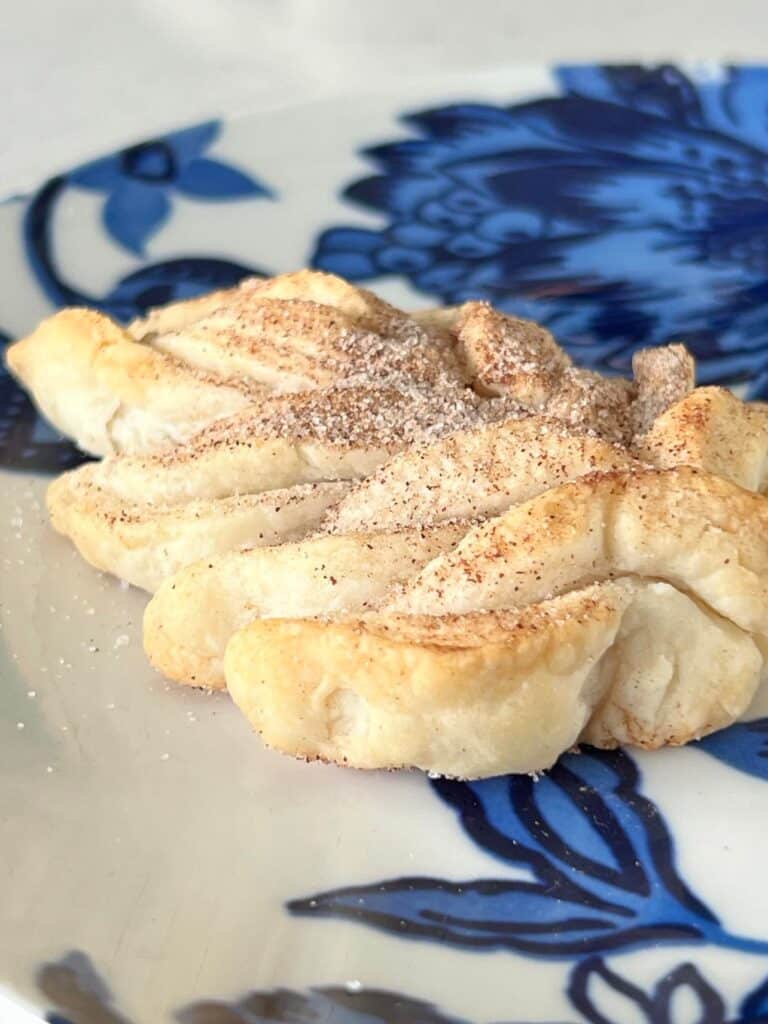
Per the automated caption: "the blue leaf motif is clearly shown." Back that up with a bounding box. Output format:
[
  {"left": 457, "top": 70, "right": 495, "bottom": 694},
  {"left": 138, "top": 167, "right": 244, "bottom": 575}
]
[
  {"left": 103, "top": 181, "right": 171, "bottom": 254},
  {"left": 290, "top": 748, "right": 768, "bottom": 959},
  {"left": 164, "top": 120, "right": 220, "bottom": 162},
  {"left": 739, "top": 972, "right": 768, "bottom": 1022},
  {"left": 698, "top": 718, "right": 768, "bottom": 782},
  {"left": 68, "top": 153, "right": 123, "bottom": 189},
  {"left": 13, "top": 128, "right": 273, "bottom": 474},
  {"left": 175, "top": 158, "right": 270, "bottom": 199},
  {"left": 568, "top": 956, "right": 727, "bottom": 1024}
]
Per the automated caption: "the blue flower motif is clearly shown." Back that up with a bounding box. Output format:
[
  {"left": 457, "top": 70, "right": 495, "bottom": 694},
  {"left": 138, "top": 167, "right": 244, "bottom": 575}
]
[
  {"left": 290, "top": 748, "right": 768, "bottom": 959},
  {"left": 313, "top": 65, "right": 768, "bottom": 395},
  {"left": 698, "top": 717, "right": 768, "bottom": 782},
  {"left": 6, "top": 119, "right": 275, "bottom": 473},
  {"left": 22, "top": 120, "right": 273, "bottom": 324},
  {"left": 68, "top": 121, "right": 270, "bottom": 255},
  {"left": 23, "top": 173, "right": 267, "bottom": 320}
]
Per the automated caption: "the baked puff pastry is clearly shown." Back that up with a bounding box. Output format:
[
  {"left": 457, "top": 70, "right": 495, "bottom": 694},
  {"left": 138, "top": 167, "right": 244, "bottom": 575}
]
[
  {"left": 5, "top": 308, "right": 259, "bottom": 456},
  {"left": 143, "top": 384, "right": 768, "bottom": 693},
  {"left": 225, "top": 468, "right": 768, "bottom": 777},
  {"left": 18, "top": 270, "right": 768, "bottom": 779},
  {"left": 47, "top": 473, "right": 352, "bottom": 594},
  {"left": 141, "top": 417, "right": 639, "bottom": 689},
  {"left": 452, "top": 302, "right": 695, "bottom": 443},
  {"left": 634, "top": 386, "right": 768, "bottom": 491},
  {"left": 144, "top": 523, "right": 468, "bottom": 689},
  {"left": 321, "top": 416, "right": 639, "bottom": 534},
  {"left": 226, "top": 579, "right": 760, "bottom": 778},
  {"left": 47, "top": 385, "right": 519, "bottom": 591},
  {"left": 5, "top": 271, "right": 462, "bottom": 456}
]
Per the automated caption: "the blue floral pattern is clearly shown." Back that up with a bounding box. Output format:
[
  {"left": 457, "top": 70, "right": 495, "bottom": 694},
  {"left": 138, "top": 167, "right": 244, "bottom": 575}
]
[
  {"left": 313, "top": 65, "right": 768, "bottom": 396},
  {"left": 36, "top": 949, "right": 768, "bottom": 1023},
  {"left": 291, "top": 748, "right": 768, "bottom": 959},
  {"left": 23, "top": 120, "right": 270, "bottom": 321},
  {"left": 1, "top": 120, "right": 271, "bottom": 472},
  {"left": 68, "top": 122, "right": 269, "bottom": 256},
  {"left": 7, "top": 72, "right": 768, "bottom": 1020},
  {"left": 698, "top": 718, "right": 768, "bottom": 782},
  {"left": 565, "top": 956, "right": 768, "bottom": 1024}
]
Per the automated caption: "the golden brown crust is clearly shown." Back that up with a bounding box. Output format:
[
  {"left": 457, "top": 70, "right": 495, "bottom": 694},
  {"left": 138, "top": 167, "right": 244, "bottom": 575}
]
[
  {"left": 225, "top": 577, "right": 763, "bottom": 777},
  {"left": 387, "top": 466, "right": 768, "bottom": 635},
  {"left": 5, "top": 272, "right": 466, "bottom": 457},
  {"left": 128, "top": 284, "right": 246, "bottom": 338},
  {"left": 456, "top": 301, "right": 571, "bottom": 404},
  {"left": 148, "top": 295, "right": 462, "bottom": 391},
  {"left": 631, "top": 343, "right": 696, "bottom": 434},
  {"left": 73, "top": 384, "right": 515, "bottom": 508},
  {"left": 219, "top": 464, "right": 768, "bottom": 776},
  {"left": 47, "top": 469, "right": 350, "bottom": 593},
  {"left": 14, "top": 274, "right": 768, "bottom": 780},
  {"left": 5, "top": 308, "right": 257, "bottom": 455},
  {"left": 44, "top": 381, "right": 525, "bottom": 592},
  {"left": 243, "top": 269, "right": 412, "bottom": 335},
  {"left": 540, "top": 368, "right": 636, "bottom": 444},
  {"left": 322, "top": 416, "right": 639, "bottom": 534},
  {"left": 451, "top": 302, "right": 696, "bottom": 443},
  {"left": 635, "top": 386, "right": 768, "bottom": 491},
  {"left": 144, "top": 522, "right": 468, "bottom": 688},
  {"left": 225, "top": 583, "right": 632, "bottom": 775}
]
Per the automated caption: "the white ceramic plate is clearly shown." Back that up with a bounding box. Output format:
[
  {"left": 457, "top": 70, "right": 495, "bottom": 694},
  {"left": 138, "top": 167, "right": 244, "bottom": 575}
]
[{"left": 5, "top": 66, "right": 768, "bottom": 1024}]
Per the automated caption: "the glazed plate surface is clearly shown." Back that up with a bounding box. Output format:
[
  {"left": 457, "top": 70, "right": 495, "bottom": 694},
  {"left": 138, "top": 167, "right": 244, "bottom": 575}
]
[{"left": 4, "top": 66, "right": 768, "bottom": 1023}]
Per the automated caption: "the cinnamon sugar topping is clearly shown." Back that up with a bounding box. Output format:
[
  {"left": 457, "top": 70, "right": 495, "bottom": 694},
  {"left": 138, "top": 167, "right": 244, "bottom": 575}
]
[
  {"left": 632, "top": 344, "right": 696, "bottom": 435},
  {"left": 155, "top": 385, "right": 527, "bottom": 465},
  {"left": 127, "top": 273, "right": 698, "bottom": 464}
]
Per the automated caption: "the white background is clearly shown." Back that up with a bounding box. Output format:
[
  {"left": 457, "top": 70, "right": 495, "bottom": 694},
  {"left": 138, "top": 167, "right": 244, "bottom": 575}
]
[{"left": 3, "top": 0, "right": 768, "bottom": 195}]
